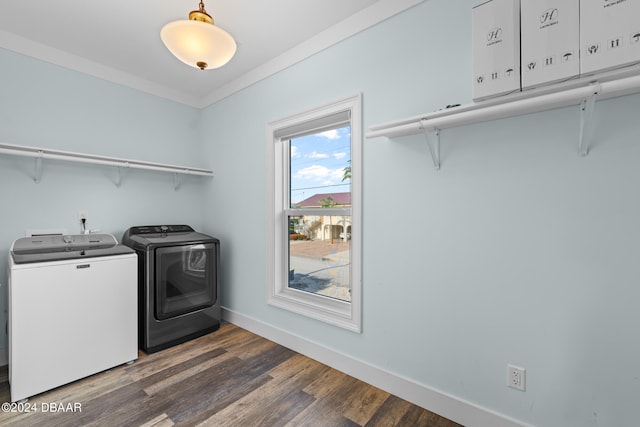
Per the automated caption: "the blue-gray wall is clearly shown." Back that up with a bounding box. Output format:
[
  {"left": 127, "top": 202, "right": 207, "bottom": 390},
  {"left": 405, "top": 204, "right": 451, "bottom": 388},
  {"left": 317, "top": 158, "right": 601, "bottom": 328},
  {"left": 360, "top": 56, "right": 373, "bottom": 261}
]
[
  {"left": 202, "top": 1, "right": 640, "bottom": 426},
  {"left": 2, "top": 0, "right": 639, "bottom": 425},
  {"left": 0, "top": 48, "right": 208, "bottom": 361}
]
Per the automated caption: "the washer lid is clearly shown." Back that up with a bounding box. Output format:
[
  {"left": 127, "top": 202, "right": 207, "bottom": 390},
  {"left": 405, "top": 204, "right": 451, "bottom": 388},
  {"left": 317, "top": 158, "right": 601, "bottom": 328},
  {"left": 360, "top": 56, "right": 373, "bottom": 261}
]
[{"left": 11, "top": 234, "right": 134, "bottom": 264}]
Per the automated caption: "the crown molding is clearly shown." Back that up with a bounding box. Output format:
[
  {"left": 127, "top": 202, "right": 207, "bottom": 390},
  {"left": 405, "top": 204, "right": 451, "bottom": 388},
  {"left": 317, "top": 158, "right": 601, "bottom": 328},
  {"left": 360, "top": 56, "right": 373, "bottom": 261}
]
[
  {"left": 198, "top": 0, "right": 425, "bottom": 108},
  {"left": 0, "top": 30, "right": 200, "bottom": 107},
  {"left": 1, "top": 0, "right": 424, "bottom": 109}
]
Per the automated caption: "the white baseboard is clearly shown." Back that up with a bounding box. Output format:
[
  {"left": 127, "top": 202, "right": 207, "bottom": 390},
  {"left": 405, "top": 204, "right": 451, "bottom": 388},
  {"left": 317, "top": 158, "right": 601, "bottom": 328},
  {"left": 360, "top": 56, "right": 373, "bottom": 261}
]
[{"left": 222, "top": 307, "right": 529, "bottom": 427}]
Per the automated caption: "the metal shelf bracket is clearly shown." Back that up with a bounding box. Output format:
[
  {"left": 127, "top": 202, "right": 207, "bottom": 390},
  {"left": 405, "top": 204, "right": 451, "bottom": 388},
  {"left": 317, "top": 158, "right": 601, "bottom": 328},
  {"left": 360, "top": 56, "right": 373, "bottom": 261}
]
[
  {"left": 578, "top": 83, "right": 600, "bottom": 157},
  {"left": 421, "top": 124, "right": 440, "bottom": 170},
  {"left": 174, "top": 173, "right": 181, "bottom": 191},
  {"left": 33, "top": 151, "right": 43, "bottom": 183},
  {"left": 115, "top": 163, "right": 129, "bottom": 188}
]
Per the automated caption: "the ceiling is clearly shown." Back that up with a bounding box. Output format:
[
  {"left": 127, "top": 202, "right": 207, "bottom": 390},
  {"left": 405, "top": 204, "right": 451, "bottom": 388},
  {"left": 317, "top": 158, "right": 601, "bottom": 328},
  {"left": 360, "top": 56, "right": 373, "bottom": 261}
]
[{"left": 0, "top": 0, "right": 421, "bottom": 108}]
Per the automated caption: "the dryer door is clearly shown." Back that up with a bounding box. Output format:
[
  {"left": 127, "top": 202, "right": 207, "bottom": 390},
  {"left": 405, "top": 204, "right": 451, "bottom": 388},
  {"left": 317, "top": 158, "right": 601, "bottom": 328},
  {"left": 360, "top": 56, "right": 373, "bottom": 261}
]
[{"left": 154, "top": 243, "right": 217, "bottom": 320}]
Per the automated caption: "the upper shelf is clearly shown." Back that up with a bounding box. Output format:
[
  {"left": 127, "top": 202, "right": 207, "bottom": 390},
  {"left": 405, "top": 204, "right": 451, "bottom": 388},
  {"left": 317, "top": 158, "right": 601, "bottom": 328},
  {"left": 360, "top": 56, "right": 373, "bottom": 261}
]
[
  {"left": 366, "top": 65, "right": 640, "bottom": 140},
  {"left": 0, "top": 142, "right": 213, "bottom": 190}
]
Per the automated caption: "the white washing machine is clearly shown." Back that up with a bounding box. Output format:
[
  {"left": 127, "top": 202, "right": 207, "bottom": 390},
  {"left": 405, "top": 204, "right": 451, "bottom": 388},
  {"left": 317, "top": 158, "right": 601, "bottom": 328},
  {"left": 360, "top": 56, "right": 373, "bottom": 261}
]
[{"left": 8, "top": 234, "right": 138, "bottom": 402}]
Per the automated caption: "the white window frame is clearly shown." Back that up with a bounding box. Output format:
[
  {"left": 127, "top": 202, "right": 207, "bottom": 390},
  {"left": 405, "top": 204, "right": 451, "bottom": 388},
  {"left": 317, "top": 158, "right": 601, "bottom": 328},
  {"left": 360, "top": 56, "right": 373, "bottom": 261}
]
[{"left": 266, "top": 94, "right": 362, "bottom": 332}]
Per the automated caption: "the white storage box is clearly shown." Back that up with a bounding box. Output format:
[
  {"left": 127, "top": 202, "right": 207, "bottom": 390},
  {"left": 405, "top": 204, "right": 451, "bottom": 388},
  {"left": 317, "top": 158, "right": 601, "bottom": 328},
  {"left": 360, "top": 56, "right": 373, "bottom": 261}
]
[
  {"left": 521, "top": 0, "right": 580, "bottom": 89},
  {"left": 472, "top": 0, "right": 521, "bottom": 100},
  {"left": 580, "top": 0, "right": 640, "bottom": 76}
]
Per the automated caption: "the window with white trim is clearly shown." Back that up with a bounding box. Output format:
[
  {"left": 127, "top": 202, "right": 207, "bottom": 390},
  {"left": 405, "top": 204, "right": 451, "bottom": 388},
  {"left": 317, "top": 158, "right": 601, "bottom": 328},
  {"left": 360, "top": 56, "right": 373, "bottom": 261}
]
[{"left": 266, "top": 95, "right": 362, "bottom": 332}]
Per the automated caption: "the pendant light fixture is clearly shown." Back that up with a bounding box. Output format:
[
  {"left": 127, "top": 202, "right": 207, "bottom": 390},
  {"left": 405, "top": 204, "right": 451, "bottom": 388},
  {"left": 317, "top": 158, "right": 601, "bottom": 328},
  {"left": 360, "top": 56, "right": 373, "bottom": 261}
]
[{"left": 161, "top": 0, "right": 236, "bottom": 70}]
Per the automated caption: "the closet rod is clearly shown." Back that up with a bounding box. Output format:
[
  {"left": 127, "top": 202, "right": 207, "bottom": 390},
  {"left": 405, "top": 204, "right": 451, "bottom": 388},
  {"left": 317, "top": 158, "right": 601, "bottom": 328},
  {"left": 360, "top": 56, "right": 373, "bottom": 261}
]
[
  {"left": 366, "top": 73, "right": 640, "bottom": 139},
  {"left": 0, "top": 143, "right": 213, "bottom": 176}
]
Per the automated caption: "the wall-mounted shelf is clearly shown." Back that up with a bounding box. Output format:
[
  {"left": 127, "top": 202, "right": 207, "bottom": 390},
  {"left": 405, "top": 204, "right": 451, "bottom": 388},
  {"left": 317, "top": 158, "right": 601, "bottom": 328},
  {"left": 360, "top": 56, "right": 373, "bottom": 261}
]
[
  {"left": 0, "top": 142, "right": 214, "bottom": 190},
  {"left": 366, "top": 66, "right": 640, "bottom": 170}
]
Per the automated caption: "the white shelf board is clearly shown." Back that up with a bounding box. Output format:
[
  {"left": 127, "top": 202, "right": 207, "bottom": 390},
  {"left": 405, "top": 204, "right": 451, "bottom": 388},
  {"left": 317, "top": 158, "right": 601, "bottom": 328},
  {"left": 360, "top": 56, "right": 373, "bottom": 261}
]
[
  {"left": 0, "top": 142, "right": 213, "bottom": 189},
  {"left": 367, "top": 65, "right": 640, "bottom": 139}
]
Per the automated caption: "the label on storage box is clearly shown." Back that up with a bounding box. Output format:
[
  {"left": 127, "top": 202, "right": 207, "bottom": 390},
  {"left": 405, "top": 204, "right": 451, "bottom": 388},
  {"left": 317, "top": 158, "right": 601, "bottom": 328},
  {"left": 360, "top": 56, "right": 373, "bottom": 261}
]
[
  {"left": 472, "top": 0, "right": 521, "bottom": 100},
  {"left": 521, "top": 0, "right": 580, "bottom": 89},
  {"left": 581, "top": 0, "right": 640, "bottom": 75}
]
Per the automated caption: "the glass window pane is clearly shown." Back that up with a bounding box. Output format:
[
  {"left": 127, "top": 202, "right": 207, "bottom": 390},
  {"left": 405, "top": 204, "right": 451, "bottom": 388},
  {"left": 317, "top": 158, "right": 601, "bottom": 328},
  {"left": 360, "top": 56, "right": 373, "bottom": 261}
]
[
  {"left": 289, "top": 126, "right": 351, "bottom": 208},
  {"left": 288, "top": 214, "right": 351, "bottom": 302},
  {"left": 155, "top": 244, "right": 216, "bottom": 320}
]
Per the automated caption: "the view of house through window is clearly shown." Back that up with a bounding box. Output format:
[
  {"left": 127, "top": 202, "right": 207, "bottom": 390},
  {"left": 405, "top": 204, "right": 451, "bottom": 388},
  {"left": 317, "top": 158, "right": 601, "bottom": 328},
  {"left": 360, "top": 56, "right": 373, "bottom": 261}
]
[
  {"left": 287, "top": 125, "right": 351, "bottom": 302},
  {"left": 267, "top": 94, "right": 361, "bottom": 331}
]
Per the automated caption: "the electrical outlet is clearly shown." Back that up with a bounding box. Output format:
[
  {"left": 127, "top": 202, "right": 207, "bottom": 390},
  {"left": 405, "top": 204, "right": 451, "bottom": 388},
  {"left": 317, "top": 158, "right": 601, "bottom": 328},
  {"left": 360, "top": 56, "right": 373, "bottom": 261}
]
[
  {"left": 78, "top": 210, "right": 88, "bottom": 223},
  {"left": 507, "top": 364, "right": 526, "bottom": 391}
]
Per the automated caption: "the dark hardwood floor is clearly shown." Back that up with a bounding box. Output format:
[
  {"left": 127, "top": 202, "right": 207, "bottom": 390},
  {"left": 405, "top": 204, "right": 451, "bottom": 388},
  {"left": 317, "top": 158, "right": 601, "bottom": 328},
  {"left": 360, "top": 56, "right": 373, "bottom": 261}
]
[{"left": 0, "top": 323, "right": 462, "bottom": 426}]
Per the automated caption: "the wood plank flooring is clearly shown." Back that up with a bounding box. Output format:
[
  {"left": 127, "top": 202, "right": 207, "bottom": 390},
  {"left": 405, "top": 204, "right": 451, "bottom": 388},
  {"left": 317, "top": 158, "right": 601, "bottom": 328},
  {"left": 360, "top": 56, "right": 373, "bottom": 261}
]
[{"left": 0, "top": 323, "right": 463, "bottom": 427}]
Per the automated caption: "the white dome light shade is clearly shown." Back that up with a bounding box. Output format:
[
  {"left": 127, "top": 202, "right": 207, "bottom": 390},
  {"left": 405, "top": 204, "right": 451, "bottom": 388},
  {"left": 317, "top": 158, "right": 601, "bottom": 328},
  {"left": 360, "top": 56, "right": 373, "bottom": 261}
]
[{"left": 161, "top": 20, "right": 237, "bottom": 70}]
